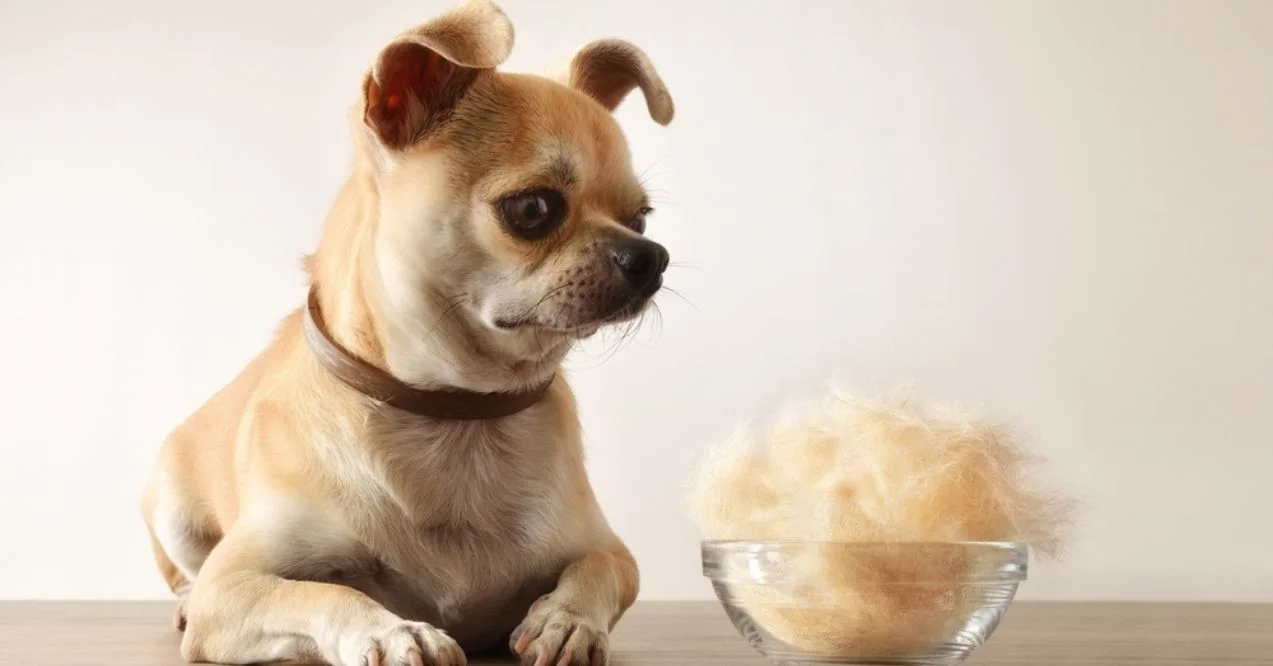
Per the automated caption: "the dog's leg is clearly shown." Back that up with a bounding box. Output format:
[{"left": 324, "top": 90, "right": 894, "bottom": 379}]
[
  {"left": 146, "top": 526, "right": 194, "bottom": 631},
  {"left": 181, "top": 528, "right": 466, "bottom": 666},
  {"left": 509, "top": 548, "right": 639, "bottom": 666},
  {"left": 142, "top": 478, "right": 214, "bottom": 633}
]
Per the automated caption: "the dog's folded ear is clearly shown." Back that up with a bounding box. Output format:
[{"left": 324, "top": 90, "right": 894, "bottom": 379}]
[
  {"left": 362, "top": 0, "right": 514, "bottom": 150},
  {"left": 559, "top": 39, "right": 674, "bottom": 126}
]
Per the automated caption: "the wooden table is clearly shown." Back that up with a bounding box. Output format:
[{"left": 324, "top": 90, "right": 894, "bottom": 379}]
[{"left": 1, "top": 601, "right": 1270, "bottom": 665}]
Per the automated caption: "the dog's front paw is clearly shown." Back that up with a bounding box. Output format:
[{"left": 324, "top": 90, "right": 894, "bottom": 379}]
[
  {"left": 510, "top": 600, "right": 608, "bottom": 666},
  {"left": 173, "top": 596, "right": 188, "bottom": 632},
  {"left": 339, "top": 618, "right": 465, "bottom": 666},
  {"left": 172, "top": 581, "right": 193, "bottom": 632}
]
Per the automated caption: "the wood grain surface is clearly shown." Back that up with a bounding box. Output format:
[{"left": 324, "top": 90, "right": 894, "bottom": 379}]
[{"left": 1, "top": 601, "right": 1270, "bottom": 665}]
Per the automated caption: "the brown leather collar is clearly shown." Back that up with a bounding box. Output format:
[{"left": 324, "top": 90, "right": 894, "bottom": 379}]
[{"left": 302, "top": 287, "right": 553, "bottom": 420}]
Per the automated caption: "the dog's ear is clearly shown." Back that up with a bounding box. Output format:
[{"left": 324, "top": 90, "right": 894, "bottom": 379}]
[
  {"left": 558, "top": 39, "right": 674, "bottom": 126},
  {"left": 362, "top": 0, "right": 514, "bottom": 150}
]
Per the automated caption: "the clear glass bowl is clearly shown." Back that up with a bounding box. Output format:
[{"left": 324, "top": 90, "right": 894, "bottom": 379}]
[{"left": 702, "top": 540, "right": 1028, "bottom": 666}]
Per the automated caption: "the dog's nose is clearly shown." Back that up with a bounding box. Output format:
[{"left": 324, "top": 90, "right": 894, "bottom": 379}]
[{"left": 610, "top": 238, "right": 670, "bottom": 287}]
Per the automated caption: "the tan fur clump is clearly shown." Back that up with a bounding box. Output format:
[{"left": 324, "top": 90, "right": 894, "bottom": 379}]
[{"left": 689, "top": 387, "right": 1072, "bottom": 656}]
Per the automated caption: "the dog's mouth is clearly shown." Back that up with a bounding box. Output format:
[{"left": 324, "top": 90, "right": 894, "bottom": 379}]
[
  {"left": 601, "top": 275, "right": 663, "bottom": 323},
  {"left": 493, "top": 277, "right": 662, "bottom": 334}
]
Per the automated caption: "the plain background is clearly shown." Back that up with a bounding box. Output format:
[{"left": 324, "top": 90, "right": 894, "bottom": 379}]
[{"left": 2, "top": 0, "right": 1271, "bottom": 602}]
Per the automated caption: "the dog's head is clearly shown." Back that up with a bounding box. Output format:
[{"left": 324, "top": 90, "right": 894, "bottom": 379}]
[{"left": 353, "top": 0, "right": 673, "bottom": 376}]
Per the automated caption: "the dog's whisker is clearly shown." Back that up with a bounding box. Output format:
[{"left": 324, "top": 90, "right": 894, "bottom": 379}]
[
  {"left": 648, "top": 301, "right": 665, "bottom": 340},
  {"left": 659, "top": 286, "right": 698, "bottom": 312},
  {"left": 422, "top": 293, "right": 472, "bottom": 344},
  {"left": 636, "top": 160, "right": 665, "bottom": 185},
  {"left": 568, "top": 317, "right": 635, "bottom": 371},
  {"left": 515, "top": 282, "right": 575, "bottom": 324},
  {"left": 586, "top": 310, "right": 647, "bottom": 367},
  {"left": 644, "top": 191, "right": 674, "bottom": 207}
]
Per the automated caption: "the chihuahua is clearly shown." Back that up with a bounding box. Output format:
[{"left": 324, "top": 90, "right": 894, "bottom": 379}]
[{"left": 140, "top": 1, "right": 673, "bottom": 665}]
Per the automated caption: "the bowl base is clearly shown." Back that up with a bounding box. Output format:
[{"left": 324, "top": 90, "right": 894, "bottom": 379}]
[
  {"left": 769, "top": 655, "right": 971, "bottom": 666},
  {"left": 766, "top": 648, "right": 974, "bottom": 666}
]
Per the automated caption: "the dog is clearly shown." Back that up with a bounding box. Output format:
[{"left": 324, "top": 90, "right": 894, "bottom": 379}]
[{"left": 139, "top": 1, "right": 674, "bottom": 664}]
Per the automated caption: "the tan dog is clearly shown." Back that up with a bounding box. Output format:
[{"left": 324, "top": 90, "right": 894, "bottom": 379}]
[{"left": 139, "top": 1, "right": 674, "bottom": 664}]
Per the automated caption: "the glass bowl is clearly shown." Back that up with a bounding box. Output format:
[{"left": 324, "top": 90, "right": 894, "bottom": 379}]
[{"left": 701, "top": 540, "right": 1028, "bottom": 666}]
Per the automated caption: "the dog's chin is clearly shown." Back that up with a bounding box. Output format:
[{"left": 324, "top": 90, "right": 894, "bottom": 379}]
[{"left": 492, "top": 287, "right": 659, "bottom": 338}]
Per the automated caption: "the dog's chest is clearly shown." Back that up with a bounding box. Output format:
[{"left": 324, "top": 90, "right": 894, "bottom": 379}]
[
  {"left": 346, "top": 417, "right": 576, "bottom": 635},
  {"left": 376, "top": 418, "right": 566, "bottom": 535}
]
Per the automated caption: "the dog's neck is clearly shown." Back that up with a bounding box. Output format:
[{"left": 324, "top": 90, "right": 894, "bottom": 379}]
[{"left": 305, "top": 154, "right": 568, "bottom": 395}]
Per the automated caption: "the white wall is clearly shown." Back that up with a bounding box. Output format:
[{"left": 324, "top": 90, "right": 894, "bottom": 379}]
[{"left": 2, "top": 0, "right": 1271, "bottom": 602}]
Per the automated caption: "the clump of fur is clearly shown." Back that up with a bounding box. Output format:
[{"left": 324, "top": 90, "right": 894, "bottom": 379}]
[{"left": 689, "top": 386, "right": 1073, "bottom": 656}]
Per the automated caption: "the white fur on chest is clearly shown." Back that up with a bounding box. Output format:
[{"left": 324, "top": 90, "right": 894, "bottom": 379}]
[
  {"left": 378, "top": 413, "right": 566, "bottom": 522},
  {"left": 318, "top": 408, "right": 587, "bottom": 621}
]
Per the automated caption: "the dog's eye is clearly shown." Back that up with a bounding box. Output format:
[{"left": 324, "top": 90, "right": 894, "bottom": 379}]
[
  {"left": 498, "top": 189, "right": 567, "bottom": 240},
  {"left": 630, "top": 207, "right": 653, "bottom": 234}
]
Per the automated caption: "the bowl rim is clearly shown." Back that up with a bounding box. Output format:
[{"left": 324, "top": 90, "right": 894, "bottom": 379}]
[
  {"left": 700, "top": 540, "right": 1030, "bottom": 584},
  {"left": 701, "top": 539, "right": 1029, "bottom": 548}
]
